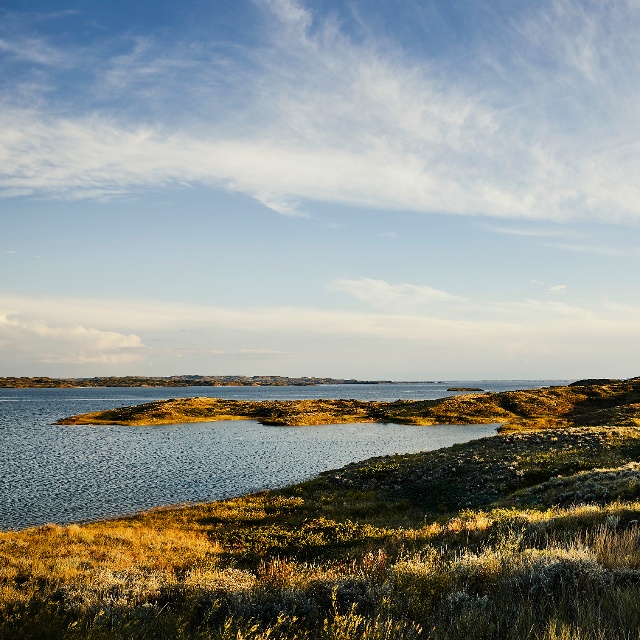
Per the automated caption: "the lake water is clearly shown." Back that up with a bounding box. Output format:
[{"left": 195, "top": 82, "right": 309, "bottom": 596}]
[{"left": 0, "top": 381, "right": 567, "bottom": 530}]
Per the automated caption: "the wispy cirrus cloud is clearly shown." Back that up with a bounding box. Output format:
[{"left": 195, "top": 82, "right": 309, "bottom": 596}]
[
  {"left": 486, "top": 226, "right": 573, "bottom": 239},
  {"left": 171, "top": 348, "right": 287, "bottom": 359},
  {"left": 2, "top": 1, "right": 640, "bottom": 221},
  {"left": 0, "top": 35, "right": 73, "bottom": 67},
  {"left": 544, "top": 242, "right": 640, "bottom": 257}
]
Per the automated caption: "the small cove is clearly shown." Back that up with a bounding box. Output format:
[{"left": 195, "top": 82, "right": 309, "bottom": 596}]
[{"left": 0, "top": 382, "right": 564, "bottom": 530}]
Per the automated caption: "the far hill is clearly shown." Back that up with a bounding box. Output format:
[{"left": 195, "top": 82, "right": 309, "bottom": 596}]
[{"left": 0, "top": 375, "right": 392, "bottom": 388}]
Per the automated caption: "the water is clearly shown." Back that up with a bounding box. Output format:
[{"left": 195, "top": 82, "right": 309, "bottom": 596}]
[{"left": 0, "top": 381, "right": 567, "bottom": 530}]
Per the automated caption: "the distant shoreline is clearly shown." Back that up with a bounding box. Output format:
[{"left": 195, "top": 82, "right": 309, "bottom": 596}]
[
  {"left": 0, "top": 375, "right": 565, "bottom": 389},
  {"left": 0, "top": 375, "right": 400, "bottom": 388}
]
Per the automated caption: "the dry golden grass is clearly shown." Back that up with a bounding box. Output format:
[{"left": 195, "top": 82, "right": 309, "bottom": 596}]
[{"left": 5, "top": 495, "right": 640, "bottom": 638}]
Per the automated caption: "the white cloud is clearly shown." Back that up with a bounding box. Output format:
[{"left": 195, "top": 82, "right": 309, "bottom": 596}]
[
  {"left": 529, "top": 281, "right": 567, "bottom": 295},
  {"left": 549, "top": 284, "right": 567, "bottom": 294},
  {"left": 0, "top": 313, "right": 145, "bottom": 365},
  {"left": 331, "top": 278, "right": 463, "bottom": 309},
  {"left": 2, "top": 1, "right": 640, "bottom": 222}
]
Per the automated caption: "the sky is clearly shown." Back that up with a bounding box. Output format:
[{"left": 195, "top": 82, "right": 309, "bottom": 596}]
[{"left": 2, "top": 0, "right": 640, "bottom": 381}]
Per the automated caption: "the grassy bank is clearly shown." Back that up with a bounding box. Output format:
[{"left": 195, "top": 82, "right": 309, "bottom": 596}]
[{"left": 5, "top": 417, "right": 640, "bottom": 638}]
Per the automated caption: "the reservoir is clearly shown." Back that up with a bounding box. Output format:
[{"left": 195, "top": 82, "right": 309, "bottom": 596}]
[{"left": 0, "top": 381, "right": 565, "bottom": 530}]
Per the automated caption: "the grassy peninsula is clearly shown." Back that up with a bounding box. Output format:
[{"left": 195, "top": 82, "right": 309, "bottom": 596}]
[
  {"left": 6, "top": 379, "right": 640, "bottom": 638},
  {"left": 57, "top": 377, "right": 640, "bottom": 429}
]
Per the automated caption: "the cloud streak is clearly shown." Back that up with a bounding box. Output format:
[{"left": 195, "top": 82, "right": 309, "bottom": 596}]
[
  {"left": 0, "top": 312, "right": 145, "bottom": 365},
  {"left": 2, "top": 1, "right": 640, "bottom": 221},
  {"left": 332, "top": 278, "right": 463, "bottom": 310},
  {"left": 544, "top": 242, "right": 640, "bottom": 257},
  {"left": 1, "top": 290, "right": 640, "bottom": 378}
]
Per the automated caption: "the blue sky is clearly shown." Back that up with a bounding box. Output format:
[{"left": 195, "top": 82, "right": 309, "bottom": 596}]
[{"left": 2, "top": 0, "right": 640, "bottom": 380}]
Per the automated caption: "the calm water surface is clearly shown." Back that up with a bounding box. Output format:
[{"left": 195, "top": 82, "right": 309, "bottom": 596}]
[{"left": 0, "top": 381, "right": 567, "bottom": 530}]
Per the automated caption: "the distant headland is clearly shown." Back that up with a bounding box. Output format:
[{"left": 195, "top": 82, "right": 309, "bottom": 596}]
[{"left": 0, "top": 375, "right": 396, "bottom": 388}]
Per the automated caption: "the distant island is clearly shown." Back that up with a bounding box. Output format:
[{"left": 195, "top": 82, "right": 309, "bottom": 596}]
[{"left": 0, "top": 375, "right": 394, "bottom": 388}]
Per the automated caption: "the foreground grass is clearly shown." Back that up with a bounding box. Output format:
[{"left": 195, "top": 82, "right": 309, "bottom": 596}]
[
  {"left": 56, "top": 378, "right": 640, "bottom": 429},
  {"left": 6, "top": 423, "right": 640, "bottom": 638}
]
